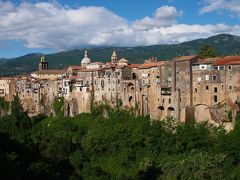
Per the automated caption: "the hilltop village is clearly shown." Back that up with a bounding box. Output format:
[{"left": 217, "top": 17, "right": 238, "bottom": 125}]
[{"left": 0, "top": 51, "right": 240, "bottom": 129}]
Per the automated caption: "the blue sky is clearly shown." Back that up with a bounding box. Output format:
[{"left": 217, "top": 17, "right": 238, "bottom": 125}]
[{"left": 0, "top": 0, "right": 239, "bottom": 58}]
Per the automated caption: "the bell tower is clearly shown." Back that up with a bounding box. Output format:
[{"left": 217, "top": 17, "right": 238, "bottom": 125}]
[
  {"left": 38, "top": 55, "right": 48, "bottom": 71},
  {"left": 111, "top": 50, "right": 118, "bottom": 63}
]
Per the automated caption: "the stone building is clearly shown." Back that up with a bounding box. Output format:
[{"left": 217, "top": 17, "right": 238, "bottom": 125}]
[
  {"left": 4, "top": 51, "right": 239, "bottom": 129},
  {"left": 31, "top": 56, "right": 66, "bottom": 79},
  {"left": 0, "top": 77, "right": 15, "bottom": 102}
]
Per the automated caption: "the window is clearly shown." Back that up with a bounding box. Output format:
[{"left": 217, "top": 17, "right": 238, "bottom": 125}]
[
  {"left": 195, "top": 88, "right": 198, "bottom": 93},
  {"left": 212, "top": 75, "right": 217, "bottom": 81},
  {"left": 219, "top": 66, "right": 224, "bottom": 70},
  {"left": 214, "top": 95, "right": 218, "bottom": 102},
  {"left": 206, "top": 75, "right": 209, "bottom": 81},
  {"left": 214, "top": 87, "right": 218, "bottom": 93},
  {"left": 228, "top": 65, "right": 232, "bottom": 70},
  {"left": 101, "top": 80, "right": 104, "bottom": 87},
  {"left": 229, "top": 86, "right": 232, "bottom": 90},
  {"left": 162, "top": 99, "right": 165, "bottom": 103},
  {"left": 206, "top": 86, "right": 209, "bottom": 91},
  {"left": 169, "top": 98, "right": 171, "bottom": 104}
]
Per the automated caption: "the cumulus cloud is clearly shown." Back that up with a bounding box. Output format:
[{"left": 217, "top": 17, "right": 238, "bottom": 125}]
[
  {"left": 199, "top": 0, "right": 240, "bottom": 15},
  {"left": 132, "top": 6, "right": 183, "bottom": 30},
  {"left": 0, "top": 1, "right": 239, "bottom": 50}
]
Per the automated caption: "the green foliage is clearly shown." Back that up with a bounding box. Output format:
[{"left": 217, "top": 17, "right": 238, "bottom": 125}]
[
  {"left": 11, "top": 95, "right": 31, "bottom": 131},
  {"left": 159, "top": 151, "right": 227, "bottom": 179},
  {"left": 0, "top": 97, "right": 9, "bottom": 114},
  {"left": 0, "top": 107, "right": 240, "bottom": 179},
  {"left": 199, "top": 44, "right": 216, "bottom": 58},
  {"left": 227, "top": 110, "right": 233, "bottom": 121},
  {"left": 53, "top": 97, "right": 64, "bottom": 117}
]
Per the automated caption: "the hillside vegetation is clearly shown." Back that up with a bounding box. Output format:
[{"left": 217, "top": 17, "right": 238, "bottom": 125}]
[
  {"left": 0, "top": 97, "right": 240, "bottom": 179},
  {"left": 1, "top": 34, "right": 240, "bottom": 76}
]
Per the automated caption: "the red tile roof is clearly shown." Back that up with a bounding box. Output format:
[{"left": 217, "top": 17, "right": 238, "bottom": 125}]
[
  {"left": 214, "top": 56, "right": 240, "bottom": 66},
  {"left": 128, "top": 64, "right": 140, "bottom": 68}
]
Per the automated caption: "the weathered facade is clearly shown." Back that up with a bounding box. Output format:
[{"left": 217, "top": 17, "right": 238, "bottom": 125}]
[{"left": 1, "top": 52, "right": 240, "bottom": 129}]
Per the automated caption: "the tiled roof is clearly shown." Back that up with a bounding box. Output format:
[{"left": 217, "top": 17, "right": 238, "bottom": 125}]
[
  {"left": 128, "top": 64, "right": 140, "bottom": 68},
  {"left": 194, "top": 57, "right": 220, "bottom": 65},
  {"left": 225, "top": 61, "right": 240, "bottom": 65},
  {"left": 138, "top": 62, "right": 159, "bottom": 69},
  {"left": 214, "top": 56, "right": 240, "bottom": 66},
  {"left": 174, "top": 55, "right": 199, "bottom": 61},
  {"left": 0, "top": 77, "right": 15, "bottom": 80},
  {"left": 157, "top": 61, "right": 166, "bottom": 66}
]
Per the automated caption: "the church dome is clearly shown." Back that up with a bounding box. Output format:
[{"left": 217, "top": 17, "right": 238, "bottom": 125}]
[{"left": 81, "top": 50, "right": 91, "bottom": 65}]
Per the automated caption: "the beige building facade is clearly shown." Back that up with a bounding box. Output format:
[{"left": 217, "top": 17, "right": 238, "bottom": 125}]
[{"left": 1, "top": 52, "right": 239, "bottom": 129}]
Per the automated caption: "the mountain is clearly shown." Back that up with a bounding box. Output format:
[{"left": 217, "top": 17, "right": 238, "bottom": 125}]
[{"left": 1, "top": 34, "right": 240, "bottom": 76}]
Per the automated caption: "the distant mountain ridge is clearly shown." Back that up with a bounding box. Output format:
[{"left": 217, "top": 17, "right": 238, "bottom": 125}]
[{"left": 0, "top": 34, "right": 240, "bottom": 76}]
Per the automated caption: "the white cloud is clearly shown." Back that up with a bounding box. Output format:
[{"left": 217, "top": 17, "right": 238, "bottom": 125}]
[
  {"left": 132, "top": 6, "right": 183, "bottom": 30},
  {"left": 0, "top": 1, "right": 239, "bottom": 50},
  {"left": 199, "top": 0, "right": 240, "bottom": 15}
]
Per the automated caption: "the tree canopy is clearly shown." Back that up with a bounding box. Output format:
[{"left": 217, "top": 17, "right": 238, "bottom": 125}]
[
  {"left": 0, "top": 102, "right": 240, "bottom": 179},
  {"left": 199, "top": 44, "right": 217, "bottom": 58}
]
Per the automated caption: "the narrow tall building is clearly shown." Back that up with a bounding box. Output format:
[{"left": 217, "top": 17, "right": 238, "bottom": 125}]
[
  {"left": 111, "top": 51, "right": 118, "bottom": 63},
  {"left": 38, "top": 55, "right": 48, "bottom": 71}
]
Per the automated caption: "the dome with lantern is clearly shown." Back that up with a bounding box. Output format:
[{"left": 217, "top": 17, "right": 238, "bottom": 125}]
[{"left": 81, "top": 50, "right": 91, "bottom": 67}]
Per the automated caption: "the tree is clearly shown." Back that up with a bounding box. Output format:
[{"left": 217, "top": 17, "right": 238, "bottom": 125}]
[
  {"left": 199, "top": 44, "right": 216, "bottom": 58},
  {"left": 11, "top": 95, "right": 31, "bottom": 130},
  {"left": 0, "top": 97, "right": 9, "bottom": 116},
  {"left": 53, "top": 97, "right": 64, "bottom": 117}
]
